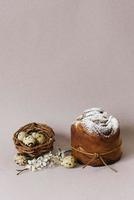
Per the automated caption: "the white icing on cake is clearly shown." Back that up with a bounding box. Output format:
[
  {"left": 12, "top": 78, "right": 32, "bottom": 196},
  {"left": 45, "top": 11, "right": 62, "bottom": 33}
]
[{"left": 75, "top": 108, "right": 119, "bottom": 137}]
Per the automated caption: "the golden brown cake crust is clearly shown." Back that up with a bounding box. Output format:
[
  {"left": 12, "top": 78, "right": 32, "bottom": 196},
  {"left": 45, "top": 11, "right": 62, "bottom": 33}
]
[{"left": 71, "top": 123, "right": 122, "bottom": 167}]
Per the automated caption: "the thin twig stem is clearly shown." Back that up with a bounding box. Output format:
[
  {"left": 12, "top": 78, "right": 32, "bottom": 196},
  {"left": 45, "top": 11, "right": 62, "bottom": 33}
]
[{"left": 16, "top": 168, "right": 29, "bottom": 175}]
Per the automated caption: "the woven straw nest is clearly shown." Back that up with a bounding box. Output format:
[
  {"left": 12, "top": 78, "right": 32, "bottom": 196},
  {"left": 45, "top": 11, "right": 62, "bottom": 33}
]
[{"left": 13, "top": 122, "right": 55, "bottom": 158}]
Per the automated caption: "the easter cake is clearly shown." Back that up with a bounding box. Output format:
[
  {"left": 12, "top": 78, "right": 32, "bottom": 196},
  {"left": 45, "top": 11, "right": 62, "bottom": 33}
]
[{"left": 71, "top": 108, "right": 122, "bottom": 167}]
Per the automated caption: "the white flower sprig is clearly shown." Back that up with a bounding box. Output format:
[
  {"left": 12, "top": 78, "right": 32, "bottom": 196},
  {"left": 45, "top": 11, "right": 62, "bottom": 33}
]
[
  {"left": 27, "top": 152, "right": 53, "bottom": 171},
  {"left": 16, "top": 149, "right": 70, "bottom": 175}
]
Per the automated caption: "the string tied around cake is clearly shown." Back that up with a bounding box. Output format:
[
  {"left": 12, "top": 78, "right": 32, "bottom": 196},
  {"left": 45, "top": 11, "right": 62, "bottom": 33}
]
[{"left": 71, "top": 142, "right": 122, "bottom": 173}]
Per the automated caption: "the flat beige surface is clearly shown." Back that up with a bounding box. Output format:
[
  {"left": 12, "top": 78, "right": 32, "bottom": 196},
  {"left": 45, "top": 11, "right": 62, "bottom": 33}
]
[{"left": 0, "top": 0, "right": 134, "bottom": 199}]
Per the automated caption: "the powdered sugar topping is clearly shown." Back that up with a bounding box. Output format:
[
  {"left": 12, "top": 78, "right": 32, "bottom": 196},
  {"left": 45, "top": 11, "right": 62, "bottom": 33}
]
[{"left": 75, "top": 108, "right": 119, "bottom": 137}]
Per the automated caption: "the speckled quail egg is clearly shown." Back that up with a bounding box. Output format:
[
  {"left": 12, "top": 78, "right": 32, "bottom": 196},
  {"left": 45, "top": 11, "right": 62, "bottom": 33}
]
[
  {"left": 14, "top": 154, "right": 27, "bottom": 166},
  {"left": 32, "top": 132, "right": 37, "bottom": 138},
  {"left": 32, "top": 132, "right": 45, "bottom": 144},
  {"left": 23, "top": 135, "right": 36, "bottom": 147},
  {"left": 61, "top": 155, "right": 77, "bottom": 168},
  {"left": 18, "top": 131, "right": 27, "bottom": 141}
]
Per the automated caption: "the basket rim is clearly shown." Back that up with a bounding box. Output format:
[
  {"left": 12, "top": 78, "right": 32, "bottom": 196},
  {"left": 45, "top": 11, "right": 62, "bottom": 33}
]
[{"left": 13, "top": 122, "right": 55, "bottom": 151}]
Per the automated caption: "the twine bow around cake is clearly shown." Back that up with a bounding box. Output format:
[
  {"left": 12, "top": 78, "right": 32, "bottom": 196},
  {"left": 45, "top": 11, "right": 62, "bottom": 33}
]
[{"left": 72, "top": 142, "right": 122, "bottom": 173}]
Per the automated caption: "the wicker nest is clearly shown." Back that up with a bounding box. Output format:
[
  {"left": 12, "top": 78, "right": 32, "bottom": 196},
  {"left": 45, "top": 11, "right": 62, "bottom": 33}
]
[{"left": 13, "top": 122, "right": 55, "bottom": 158}]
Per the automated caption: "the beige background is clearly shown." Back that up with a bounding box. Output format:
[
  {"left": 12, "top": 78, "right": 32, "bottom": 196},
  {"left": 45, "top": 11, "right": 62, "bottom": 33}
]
[{"left": 0, "top": 0, "right": 134, "bottom": 199}]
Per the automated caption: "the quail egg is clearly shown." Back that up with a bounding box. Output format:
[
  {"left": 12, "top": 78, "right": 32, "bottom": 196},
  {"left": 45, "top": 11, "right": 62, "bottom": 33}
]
[
  {"left": 14, "top": 154, "right": 27, "bottom": 166},
  {"left": 61, "top": 155, "right": 77, "bottom": 168},
  {"left": 32, "top": 132, "right": 37, "bottom": 138},
  {"left": 32, "top": 132, "right": 45, "bottom": 144},
  {"left": 18, "top": 131, "right": 27, "bottom": 141},
  {"left": 23, "top": 135, "right": 36, "bottom": 147}
]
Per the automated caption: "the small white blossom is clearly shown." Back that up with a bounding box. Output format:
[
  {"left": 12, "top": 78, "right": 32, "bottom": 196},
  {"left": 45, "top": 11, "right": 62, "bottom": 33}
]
[{"left": 15, "top": 148, "right": 76, "bottom": 174}]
